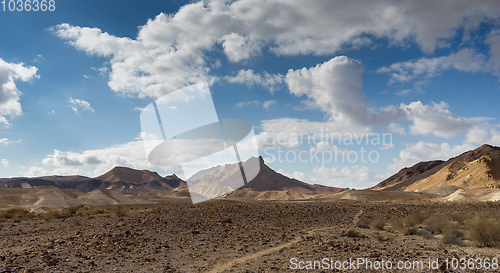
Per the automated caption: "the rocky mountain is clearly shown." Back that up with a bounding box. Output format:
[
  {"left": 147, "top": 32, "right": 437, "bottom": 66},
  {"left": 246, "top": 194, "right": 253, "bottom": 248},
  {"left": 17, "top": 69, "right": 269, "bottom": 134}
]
[
  {"left": 373, "top": 144, "right": 500, "bottom": 192},
  {"left": 188, "top": 156, "right": 345, "bottom": 200},
  {"left": 96, "top": 166, "right": 186, "bottom": 192},
  {"left": 371, "top": 160, "right": 444, "bottom": 191},
  {"left": 96, "top": 167, "right": 163, "bottom": 184},
  {"left": 0, "top": 167, "right": 185, "bottom": 193}
]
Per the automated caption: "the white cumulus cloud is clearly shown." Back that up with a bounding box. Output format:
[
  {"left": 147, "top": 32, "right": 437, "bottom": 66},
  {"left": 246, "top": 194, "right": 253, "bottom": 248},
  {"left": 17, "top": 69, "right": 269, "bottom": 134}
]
[
  {"left": 0, "top": 58, "right": 39, "bottom": 126},
  {"left": 400, "top": 101, "right": 473, "bottom": 138},
  {"left": 52, "top": 1, "right": 500, "bottom": 98}
]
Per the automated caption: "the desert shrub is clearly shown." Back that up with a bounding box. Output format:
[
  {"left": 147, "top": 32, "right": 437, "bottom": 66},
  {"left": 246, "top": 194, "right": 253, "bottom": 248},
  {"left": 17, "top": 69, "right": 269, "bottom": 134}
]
[
  {"left": 390, "top": 217, "right": 405, "bottom": 232},
  {"left": 450, "top": 212, "right": 464, "bottom": 224},
  {"left": 42, "top": 210, "right": 60, "bottom": 220},
  {"left": 404, "top": 227, "right": 418, "bottom": 236},
  {"left": 90, "top": 208, "right": 105, "bottom": 215},
  {"left": 111, "top": 206, "right": 127, "bottom": 217},
  {"left": 424, "top": 215, "right": 449, "bottom": 234},
  {"left": 343, "top": 229, "right": 361, "bottom": 238},
  {"left": 75, "top": 207, "right": 91, "bottom": 216},
  {"left": 357, "top": 216, "right": 371, "bottom": 229},
  {"left": 43, "top": 209, "right": 73, "bottom": 220},
  {"left": 443, "top": 230, "right": 464, "bottom": 246},
  {"left": 467, "top": 217, "right": 500, "bottom": 247},
  {"left": 0, "top": 208, "right": 33, "bottom": 220},
  {"left": 372, "top": 214, "right": 386, "bottom": 230},
  {"left": 417, "top": 229, "right": 434, "bottom": 239},
  {"left": 406, "top": 210, "right": 424, "bottom": 227},
  {"left": 66, "top": 206, "right": 83, "bottom": 215}
]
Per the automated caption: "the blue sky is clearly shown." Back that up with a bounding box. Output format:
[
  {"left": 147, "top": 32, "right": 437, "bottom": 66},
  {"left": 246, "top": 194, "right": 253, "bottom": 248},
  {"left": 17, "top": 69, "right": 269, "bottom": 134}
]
[{"left": 1, "top": 0, "right": 499, "bottom": 188}]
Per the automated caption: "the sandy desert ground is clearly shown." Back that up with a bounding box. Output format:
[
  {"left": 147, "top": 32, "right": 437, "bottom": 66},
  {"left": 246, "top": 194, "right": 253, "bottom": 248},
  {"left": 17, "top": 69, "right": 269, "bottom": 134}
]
[{"left": 1, "top": 200, "right": 500, "bottom": 272}]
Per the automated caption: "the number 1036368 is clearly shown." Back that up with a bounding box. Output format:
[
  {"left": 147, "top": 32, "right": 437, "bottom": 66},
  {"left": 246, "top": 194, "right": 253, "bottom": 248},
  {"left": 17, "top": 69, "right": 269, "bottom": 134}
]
[{"left": 1, "top": 0, "right": 55, "bottom": 11}]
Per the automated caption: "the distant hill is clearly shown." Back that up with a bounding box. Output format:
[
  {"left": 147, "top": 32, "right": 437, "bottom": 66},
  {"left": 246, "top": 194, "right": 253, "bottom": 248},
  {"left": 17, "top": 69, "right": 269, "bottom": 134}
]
[
  {"left": 96, "top": 166, "right": 164, "bottom": 184},
  {"left": 373, "top": 144, "right": 500, "bottom": 192},
  {"left": 0, "top": 167, "right": 185, "bottom": 193}
]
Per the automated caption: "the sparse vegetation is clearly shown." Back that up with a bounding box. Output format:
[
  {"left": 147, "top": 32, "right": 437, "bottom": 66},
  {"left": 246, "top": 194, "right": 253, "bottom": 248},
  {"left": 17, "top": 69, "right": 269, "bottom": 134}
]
[
  {"left": 467, "top": 216, "right": 500, "bottom": 247},
  {"left": 417, "top": 229, "right": 433, "bottom": 239},
  {"left": 91, "top": 208, "right": 106, "bottom": 215},
  {"left": 404, "top": 227, "right": 418, "bottom": 236},
  {"left": 424, "top": 215, "right": 450, "bottom": 234},
  {"left": 372, "top": 214, "right": 385, "bottom": 230},
  {"left": 67, "top": 206, "right": 83, "bottom": 215},
  {"left": 443, "top": 229, "right": 464, "bottom": 245},
  {"left": 343, "top": 229, "right": 361, "bottom": 238},
  {"left": 0, "top": 208, "right": 34, "bottom": 220},
  {"left": 357, "top": 216, "right": 370, "bottom": 229},
  {"left": 406, "top": 210, "right": 424, "bottom": 227},
  {"left": 111, "top": 206, "right": 127, "bottom": 217},
  {"left": 42, "top": 210, "right": 69, "bottom": 220}
]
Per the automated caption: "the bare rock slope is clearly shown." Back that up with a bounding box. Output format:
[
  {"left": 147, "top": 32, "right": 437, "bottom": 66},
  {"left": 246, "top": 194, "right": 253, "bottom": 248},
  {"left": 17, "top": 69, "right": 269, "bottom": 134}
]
[{"left": 373, "top": 144, "right": 500, "bottom": 192}]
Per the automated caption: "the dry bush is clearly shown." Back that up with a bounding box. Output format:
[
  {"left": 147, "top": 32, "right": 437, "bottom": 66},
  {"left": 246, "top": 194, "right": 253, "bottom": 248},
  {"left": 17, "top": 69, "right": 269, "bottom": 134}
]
[
  {"left": 417, "top": 229, "right": 434, "bottom": 239},
  {"left": 342, "top": 229, "right": 361, "bottom": 238},
  {"left": 451, "top": 211, "right": 475, "bottom": 225},
  {"left": 66, "top": 206, "right": 83, "bottom": 215},
  {"left": 443, "top": 229, "right": 464, "bottom": 246},
  {"left": 75, "top": 207, "right": 91, "bottom": 216},
  {"left": 406, "top": 210, "right": 424, "bottom": 227},
  {"left": 467, "top": 217, "right": 500, "bottom": 247},
  {"left": 390, "top": 217, "right": 405, "bottom": 232},
  {"left": 111, "top": 206, "right": 127, "bottom": 217},
  {"left": 404, "top": 227, "right": 418, "bottom": 236},
  {"left": 424, "top": 215, "right": 450, "bottom": 234},
  {"left": 90, "top": 208, "right": 106, "bottom": 215},
  {"left": 42, "top": 210, "right": 69, "bottom": 220},
  {"left": 0, "top": 208, "right": 34, "bottom": 220},
  {"left": 450, "top": 212, "right": 465, "bottom": 224},
  {"left": 357, "top": 216, "right": 371, "bottom": 229},
  {"left": 372, "top": 214, "right": 386, "bottom": 230}
]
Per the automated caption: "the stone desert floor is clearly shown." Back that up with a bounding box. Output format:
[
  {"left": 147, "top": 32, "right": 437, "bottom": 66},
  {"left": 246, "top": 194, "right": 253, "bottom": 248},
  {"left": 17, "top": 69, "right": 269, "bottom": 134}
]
[{"left": 1, "top": 200, "right": 500, "bottom": 272}]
